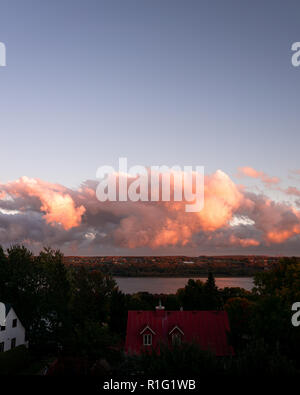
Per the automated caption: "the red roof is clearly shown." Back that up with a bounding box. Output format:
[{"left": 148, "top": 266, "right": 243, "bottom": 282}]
[{"left": 125, "top": 310, "right": 234, "bottom": 356}]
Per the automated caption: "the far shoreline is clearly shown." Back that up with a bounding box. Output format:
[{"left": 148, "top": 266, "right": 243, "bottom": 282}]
[{"left": 113, "top": 274, "right": 255, "bottom": 278}]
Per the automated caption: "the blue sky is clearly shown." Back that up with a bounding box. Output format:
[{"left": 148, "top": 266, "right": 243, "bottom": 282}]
[
  {"left": 1, "top": 1, "right": 300, "bottom": 254},
  {"left": 1, "top": 0, "right": 300, "bottom": 187}
]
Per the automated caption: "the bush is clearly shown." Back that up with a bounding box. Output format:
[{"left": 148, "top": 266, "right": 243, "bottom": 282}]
[
  {"left": 230, "top": 339, "right": 299, "bottom": 377},
  {"left": 0, "top": 346, "right": 30, "bottom": 375},
  {"left": 122, "top": 342, "right": 223, "bottom": 376}
]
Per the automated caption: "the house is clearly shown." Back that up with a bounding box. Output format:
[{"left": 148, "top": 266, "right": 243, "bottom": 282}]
[
  {"left": 125, "top": 302, "right": 234, "bottom": 356},
  {"left": 0, "top": 302, "right": 27, "bottom": 352}
]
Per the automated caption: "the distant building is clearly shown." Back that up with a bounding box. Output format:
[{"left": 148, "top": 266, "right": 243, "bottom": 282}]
[
  {"left": 0, "top": 302, "right": 27, "bottom": 352},
  {"left": 125, "top": 302, "right": 234, "bottom": 356}
]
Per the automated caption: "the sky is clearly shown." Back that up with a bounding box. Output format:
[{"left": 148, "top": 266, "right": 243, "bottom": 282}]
[{"left": 1, "top": 0, "right": 300, "bottom": 255}]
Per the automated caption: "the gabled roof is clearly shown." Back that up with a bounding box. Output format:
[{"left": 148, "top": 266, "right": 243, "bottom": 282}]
[
  {"left": 125, "top": 310, "right": 234, "bottom": 356},
  {"left": 0, "top": 302, "right": 12, "bottom": 326},
  {"left": 4, "top": 303, "right": 11, "bottom": 316},
  {"left": 169, "top": 325, "right": 184, "bottom": 336},
  {"left": 140, "top": 325, "right": 156, "bottom": 335}
]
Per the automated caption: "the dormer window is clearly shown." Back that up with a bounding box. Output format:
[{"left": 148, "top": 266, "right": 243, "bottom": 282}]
[
  {"left": 171, "top": 332, "right": 181, "bottom": 345},
  {"left": 169, "top": 325, "right": 184, "bottom": 346},
  {"left": 143, "top": 333, "right": 152, "bottom": 346},
  {"left": 140, "top": 325, "right": 155, "bottom": 347}
]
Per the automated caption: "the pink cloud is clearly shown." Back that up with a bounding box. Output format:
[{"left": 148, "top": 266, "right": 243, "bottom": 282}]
[
  {"left": 1, "top": 170, "right": 300, "bottom": 253},
  {"left": 283, "top": 186, "right": 300, "bottom": 197},
  {"left": 0, "top": 176, "right": 85, "bottom": 230},
  {"left": 229, "top": 235, "right": 260, "bottom": 247},
  {"left": 237, "top": 166, "right": 280, "bottom": 185}
]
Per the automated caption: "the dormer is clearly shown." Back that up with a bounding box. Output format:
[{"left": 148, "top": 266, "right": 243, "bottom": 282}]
[
  {"left": 140, "top": 325, "right": 155, "bottom": 346},
  {"left": 169, "top": 325, "right": 184, "bottom": 345}
]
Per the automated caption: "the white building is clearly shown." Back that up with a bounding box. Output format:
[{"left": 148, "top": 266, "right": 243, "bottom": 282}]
[{"left": 0, "top": 302, "right": 27, "bottom": 352}]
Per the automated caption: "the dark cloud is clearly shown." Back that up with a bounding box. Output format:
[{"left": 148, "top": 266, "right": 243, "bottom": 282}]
[{"left": 1, "top": 173, "right": 300, "bottom": 255}]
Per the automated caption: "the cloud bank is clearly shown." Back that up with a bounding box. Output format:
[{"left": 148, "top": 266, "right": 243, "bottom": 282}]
[{"left": 1, "top": 169, "right": 300, "bottom": 255}]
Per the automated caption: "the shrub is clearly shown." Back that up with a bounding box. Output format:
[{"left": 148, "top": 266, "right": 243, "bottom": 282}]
[{"left": 0, "top": 346, "right": 30, "bottom": 375}]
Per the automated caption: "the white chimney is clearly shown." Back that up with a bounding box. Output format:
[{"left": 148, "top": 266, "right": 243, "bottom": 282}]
[{"left": 155, "top": 300, "right": 165, "bottom": 310}]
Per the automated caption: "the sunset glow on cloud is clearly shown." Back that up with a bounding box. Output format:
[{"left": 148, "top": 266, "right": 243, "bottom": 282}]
[
  {"left": 1, "top": 169, "right": 300, "bottom": 254},
  {"left": 237, "top": 167, "right": 280, "bottom": 185},
  {"left": 0, "top": 177, "right": 86, "bottom": 230}
]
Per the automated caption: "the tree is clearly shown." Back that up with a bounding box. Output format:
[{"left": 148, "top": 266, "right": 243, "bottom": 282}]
[
  {"left": 225, "top": 297, "right": 254, "bottom": 349},
  {"left": 4, "top": 245, "right": 37, "bottom": 327},
  {"left": 0, "top": 245, "right": 8, "bottom": 300},
  {"left": 109, "top": 288, "right": 128, "bottom": 334},
  {"left": 123, "top": 342, "right": 222, "bottom": 376},
  {"left": 206, "top": 270, "right": 216, "bottom": 292},
  {"left": 253, "top": 257, "right": 300, "bottom": 303},
  {"left": 30, "top": 248, "right": 71, "bottom": 350},
  {"left": 176, "top": 279, "right": 206, "bottom": 310},
  {"left": 204, "top": 271, "right": 221, "bottom": 309},
  {"left": 176, "top": 275, "right": 221, "bottom": 310},
  {"left": 220, "top": 287, "right": 251, "bottom": 305},
  {"left": 69, "top": 266, "right": 116, "bottom": 328},
  {"left": 251, "top": 258, "right": 300, "bottom": 361},
  {"left": 64, "top": 320, "right": 120, "bottom": 360}
]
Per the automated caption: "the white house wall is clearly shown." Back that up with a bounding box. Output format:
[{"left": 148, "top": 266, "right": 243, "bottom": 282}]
[{"left": 0, "top": 308, "right": 27, "bottom": 352}]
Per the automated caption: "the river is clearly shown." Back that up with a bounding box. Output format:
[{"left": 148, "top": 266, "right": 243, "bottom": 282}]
[{"left": 115, "top": 276, "right": 254, "bottom": 294}]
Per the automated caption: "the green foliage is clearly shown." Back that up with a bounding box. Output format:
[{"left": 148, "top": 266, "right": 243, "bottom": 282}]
[
  {"left": 0, "top": 346, "right": 31, "bottom": 375},
  {"left": 123, "top": 342, "right": 222, "bottom": 376},
  {"left": 0, "top": 244, "right": 117, "bottom": 356},
  {"left": 253, "top": 257, "right": 300, "bottom": 303},
  {"left": 68, "top": 265, "right": 116, "bottom": 327},
  {"left": 221, "top": 286, "right": 252, "bottom": 303},
  {"left": 127, "top": 292, "right": 156, "bottom": 310},
  {"left": 231, "top": 339, "right": 298, "bottom": 377},
  {"left": 109, "top": 288, "right": 128, "bottom": 334},
  {"left": 249, "top": 257, "right": 300, "bottom": 360},
  {"left": 176, "top": 273, "right": 221, "bottom": 310},
  {"left": 63, "top": 321, "right": 121, "bottom": 361},
  {"left": 163, "top": 294, "right": 180, "bottom": 310},
  {"left": 225, "top": 297, "right": 254, "bottom": 335},
  {"left": 1, "top": 244, "right": 300, "bottom": 376},
  {"left": 30, "top": 248, "right": 71, "bottom": 349},
  {"left": 1, "top": 245, "right": 36, "bottom": 327}
]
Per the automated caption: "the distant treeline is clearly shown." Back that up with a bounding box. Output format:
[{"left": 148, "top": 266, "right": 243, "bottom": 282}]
[{"left": 68, "top": 262, "right": 264, "bottom": 277}]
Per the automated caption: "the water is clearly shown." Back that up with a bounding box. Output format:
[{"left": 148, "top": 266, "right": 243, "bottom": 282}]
[{"left": 115, "top": 277, "right": 254, "bottom": 294}]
